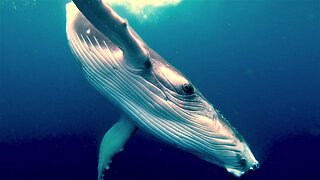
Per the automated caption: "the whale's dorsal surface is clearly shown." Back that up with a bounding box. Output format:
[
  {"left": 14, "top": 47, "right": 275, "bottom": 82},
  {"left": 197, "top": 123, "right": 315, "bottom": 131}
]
[{"left": 66, "top": 0, "right": 259, "bottom": 179}]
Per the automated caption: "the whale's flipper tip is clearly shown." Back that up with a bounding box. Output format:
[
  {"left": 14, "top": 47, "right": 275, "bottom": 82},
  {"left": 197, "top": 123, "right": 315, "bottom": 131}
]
[{"left": 98, "top": 115, "right": 137, "bottom": 179}]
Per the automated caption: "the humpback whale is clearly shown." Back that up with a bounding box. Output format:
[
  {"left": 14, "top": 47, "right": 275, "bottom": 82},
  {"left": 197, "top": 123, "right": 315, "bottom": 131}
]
[{"left": 66, "top": 0, "right": 259, "bottom": 179}]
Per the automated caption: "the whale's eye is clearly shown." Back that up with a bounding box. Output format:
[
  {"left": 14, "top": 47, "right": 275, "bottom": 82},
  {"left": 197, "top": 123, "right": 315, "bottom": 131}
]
[
  {"left": 240, "top": 158, "right": 247, "bottom": 165},
  {"left": 182, "top": 83, "right": 194, "bottom": 95}
]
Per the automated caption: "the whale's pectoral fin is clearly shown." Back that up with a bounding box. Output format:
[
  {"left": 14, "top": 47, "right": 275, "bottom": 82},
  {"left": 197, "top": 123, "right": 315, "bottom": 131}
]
[
  {"left": 71, "top": 0, "right": 150, "bottom": 69},
  {"left": 98, "top": 114, "right": 137, "bottom": 180}
]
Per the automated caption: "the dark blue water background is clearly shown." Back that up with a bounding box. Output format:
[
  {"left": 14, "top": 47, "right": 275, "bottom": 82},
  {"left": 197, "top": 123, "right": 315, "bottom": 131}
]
[{"left": 1, "top": 0, "right": 319, "bottom": 179}]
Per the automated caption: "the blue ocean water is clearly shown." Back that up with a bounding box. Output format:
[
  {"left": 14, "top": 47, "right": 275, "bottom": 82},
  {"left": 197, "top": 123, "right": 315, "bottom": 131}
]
[{"left": 1, "top": 0, "right": 319, "bottom": 179}]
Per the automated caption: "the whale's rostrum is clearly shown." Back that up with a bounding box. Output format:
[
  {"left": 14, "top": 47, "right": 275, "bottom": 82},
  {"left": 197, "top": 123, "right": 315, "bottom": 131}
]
[{"left": 66, "top": 0, "right": 259, "bottom": 179}]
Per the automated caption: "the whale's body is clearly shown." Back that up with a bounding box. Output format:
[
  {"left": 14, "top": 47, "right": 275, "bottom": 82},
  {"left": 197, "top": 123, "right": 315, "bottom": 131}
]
[{"left": 66, "top": 0, "right": 259, "bottom": 179}]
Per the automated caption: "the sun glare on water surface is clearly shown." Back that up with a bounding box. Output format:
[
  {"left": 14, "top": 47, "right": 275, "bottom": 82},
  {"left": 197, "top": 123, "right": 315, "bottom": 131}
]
[{"left": 106, "top": 0, "right": 182, "bottom": 20}]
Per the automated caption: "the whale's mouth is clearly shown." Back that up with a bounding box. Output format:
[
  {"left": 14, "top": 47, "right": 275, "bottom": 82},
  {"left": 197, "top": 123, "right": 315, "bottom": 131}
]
[{"left": 226, "top": 160, "right": 259, "bottom": 177}]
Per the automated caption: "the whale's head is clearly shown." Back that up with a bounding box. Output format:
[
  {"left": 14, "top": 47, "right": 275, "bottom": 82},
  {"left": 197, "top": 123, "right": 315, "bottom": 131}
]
[
  {"left": 143, "top": 53, "right": 259, "bottom": 177},
  {"left": 66, "top": 1, "right": 259, "bottom": 177}
]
